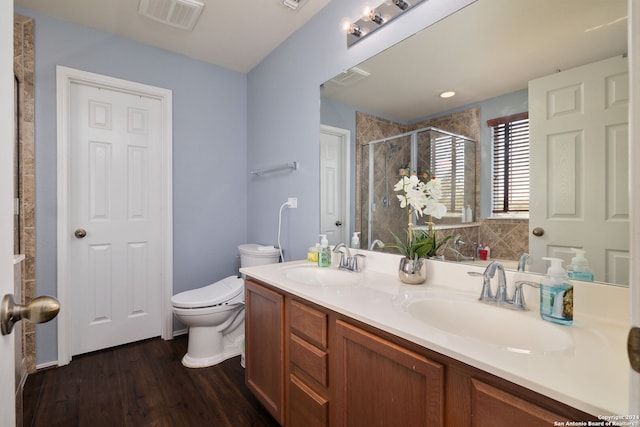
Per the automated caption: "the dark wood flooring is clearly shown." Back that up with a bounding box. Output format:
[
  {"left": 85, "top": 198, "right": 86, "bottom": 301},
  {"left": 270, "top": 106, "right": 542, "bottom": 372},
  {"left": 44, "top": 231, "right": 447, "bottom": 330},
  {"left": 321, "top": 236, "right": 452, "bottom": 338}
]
[{"left": 22, "top": 336, "right": 279, "bottom": 427}]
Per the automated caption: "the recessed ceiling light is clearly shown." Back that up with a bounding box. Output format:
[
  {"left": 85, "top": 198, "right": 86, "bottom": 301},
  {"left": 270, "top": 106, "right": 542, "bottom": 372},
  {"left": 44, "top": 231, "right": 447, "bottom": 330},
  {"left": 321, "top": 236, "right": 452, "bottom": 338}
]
[{"left": 439, "top": 91, "right": 456, "bottom": 98}]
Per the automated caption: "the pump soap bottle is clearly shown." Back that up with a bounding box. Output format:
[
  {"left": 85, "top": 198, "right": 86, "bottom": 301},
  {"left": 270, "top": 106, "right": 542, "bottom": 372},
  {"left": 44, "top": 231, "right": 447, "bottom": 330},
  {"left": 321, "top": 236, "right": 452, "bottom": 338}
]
[
  {"left": 567, "top": 248, "right": 594, "bottom": 282},
  {"left": 540, "top": 257, "right": 573, "bottom": 325},
  {"left": 318, "top": 234, "right": 331, "bottom": 267},
  {"left": 351, "top": 232, "right": 361, "bottom": 249}
]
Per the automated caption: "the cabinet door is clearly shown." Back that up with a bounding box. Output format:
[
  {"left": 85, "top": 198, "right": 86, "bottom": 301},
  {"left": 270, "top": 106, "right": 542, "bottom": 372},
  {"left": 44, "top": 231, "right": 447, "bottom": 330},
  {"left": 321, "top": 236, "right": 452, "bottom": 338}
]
[
  {"left": 334, "top": 320, "right": 444, "bottom": 427},
  {"left": 471, "top": 379, "right": 562, "bottom": 427},
  {"left": 245, "top": 280, "right": 285, "bottom": 425}
]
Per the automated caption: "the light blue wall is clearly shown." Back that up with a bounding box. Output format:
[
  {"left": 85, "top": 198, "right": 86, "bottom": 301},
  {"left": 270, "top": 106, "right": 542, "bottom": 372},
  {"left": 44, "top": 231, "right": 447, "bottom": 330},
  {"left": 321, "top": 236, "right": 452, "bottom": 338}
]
[
  {"left": 18, "top": 0, "right": 474, "bottom": 365},
  {"left": 247, "top": 0, "right": 475, "bottom": 259},
  {"left": 16, "top": 8, "right": 248, "bottom": 365}
]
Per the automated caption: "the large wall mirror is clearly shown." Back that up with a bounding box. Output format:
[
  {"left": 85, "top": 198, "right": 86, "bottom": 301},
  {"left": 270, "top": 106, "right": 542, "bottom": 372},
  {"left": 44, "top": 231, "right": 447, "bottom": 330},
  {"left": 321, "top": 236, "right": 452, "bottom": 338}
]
[{"left": 320, "top": 0, "right": 629, "bottom": 286}]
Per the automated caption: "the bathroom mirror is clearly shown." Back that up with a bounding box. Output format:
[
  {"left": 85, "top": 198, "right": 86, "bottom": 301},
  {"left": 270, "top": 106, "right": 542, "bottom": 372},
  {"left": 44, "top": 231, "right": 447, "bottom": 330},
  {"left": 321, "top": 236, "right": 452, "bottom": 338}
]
[{"left": 320, "top": 0, "right": 629, "bottom": 286}]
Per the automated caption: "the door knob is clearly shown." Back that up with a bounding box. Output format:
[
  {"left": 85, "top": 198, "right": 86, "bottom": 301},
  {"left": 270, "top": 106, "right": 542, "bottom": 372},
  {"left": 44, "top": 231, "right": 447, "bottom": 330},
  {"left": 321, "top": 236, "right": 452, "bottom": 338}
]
[
  {"left": 532, "top": 227, "right": 544, "bottom": 237},
  {"left": 335, "top": 221, "right": 342, "bottom": 227},
  {"left": 1, "top": 294, "right": 60, "bottom": 335},
  {"left": 74, "top": 228, "right": 87, "bottom": 238}
]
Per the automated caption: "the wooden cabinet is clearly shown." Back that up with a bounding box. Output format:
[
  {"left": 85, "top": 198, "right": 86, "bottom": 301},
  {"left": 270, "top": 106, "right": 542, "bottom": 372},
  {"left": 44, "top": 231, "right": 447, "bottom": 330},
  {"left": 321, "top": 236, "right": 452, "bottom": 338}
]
[
  {"left": 333, "top": 320, "right": 444, "bottom": 427},
  {"left": 245, "top": 279, "right": 285, "bottom": 425},
  {"left": 244, "top": 277, "right": 595, "bottom": 427},
  {"left": 288, "top": 299, "right": 329, "bottom": 427},
  {"left": 470, "top": 379, "right": 565, "bottom": 427}
]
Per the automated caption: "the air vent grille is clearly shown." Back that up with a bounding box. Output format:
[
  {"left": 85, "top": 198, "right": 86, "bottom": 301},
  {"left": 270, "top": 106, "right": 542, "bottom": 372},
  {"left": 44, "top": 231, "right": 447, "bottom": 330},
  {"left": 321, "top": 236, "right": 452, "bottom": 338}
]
[
  {"left": 138, "top": 0, "right": 205, "bottom": 31},
  {"left": 283, "top": 0, "right": 307, "bottom": 10},
  {"left": 329, "top": 66, "right": 371, "bottom": 86}
]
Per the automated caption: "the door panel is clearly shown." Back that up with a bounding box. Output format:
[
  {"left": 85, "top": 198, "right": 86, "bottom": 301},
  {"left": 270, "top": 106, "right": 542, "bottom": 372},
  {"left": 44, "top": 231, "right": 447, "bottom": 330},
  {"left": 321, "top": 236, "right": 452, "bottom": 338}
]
[
  {"left": 320, "top": 125, "right": 349, "bottom": 246},
  {"left": 529, "top": 55, "right": 629, "bottom": 284},
  {"left": 69, "top": 83, "right": 163, "bottom": 356},
  {"left": 1, "top": 2, "right": 15, "bottom": 423}
]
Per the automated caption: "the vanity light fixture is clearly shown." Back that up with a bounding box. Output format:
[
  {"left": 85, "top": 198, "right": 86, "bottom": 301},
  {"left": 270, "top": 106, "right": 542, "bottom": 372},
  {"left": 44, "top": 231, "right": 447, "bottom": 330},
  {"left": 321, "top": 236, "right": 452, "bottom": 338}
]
[
  {"left": 369, "top": 9, "right": 384, "bottom": 25},
  {"left": 348, "top": 23, "right": 363, "bottom": 37},
  {"left": 346, "top": 0, "right": 425, "bottom": 47},
  {"left": 393, "top": 0, "right": 410, "bottom": 10},
  {"left": 440, "top": 91, "right": 456, "bottom": 98}
]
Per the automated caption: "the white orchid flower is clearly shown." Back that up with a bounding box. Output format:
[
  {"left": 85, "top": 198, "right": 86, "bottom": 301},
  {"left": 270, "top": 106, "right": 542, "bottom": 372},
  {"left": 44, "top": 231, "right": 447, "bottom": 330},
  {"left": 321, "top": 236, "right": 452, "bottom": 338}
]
[{"left": 423, "top": 200, "right": 447, "bottom": 219}]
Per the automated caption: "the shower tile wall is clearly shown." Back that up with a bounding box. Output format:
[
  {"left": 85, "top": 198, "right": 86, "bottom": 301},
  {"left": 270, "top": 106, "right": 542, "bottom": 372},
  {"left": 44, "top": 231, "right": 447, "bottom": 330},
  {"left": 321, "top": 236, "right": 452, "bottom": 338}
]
[
  {"left": 355, "top": 112, "right": 409, "bottom": 248},
  {"left": 356, "top": 107, "right": 530, "bottom": 260},
  {"left": 478, "top": 219, "right": 529, "bottom": 261},
  {"left": 14, "top": 14, "right": 36, "bottom": 374}
]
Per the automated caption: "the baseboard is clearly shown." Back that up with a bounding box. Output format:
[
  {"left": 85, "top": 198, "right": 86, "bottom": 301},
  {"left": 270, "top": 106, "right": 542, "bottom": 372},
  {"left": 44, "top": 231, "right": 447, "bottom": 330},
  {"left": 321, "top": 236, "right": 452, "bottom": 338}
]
[
  {"left": 173, "top": 328, "right": 187, "bottom": 337},
  {"left": 35, "top": 361, "right": 58, "bottom": 371}
]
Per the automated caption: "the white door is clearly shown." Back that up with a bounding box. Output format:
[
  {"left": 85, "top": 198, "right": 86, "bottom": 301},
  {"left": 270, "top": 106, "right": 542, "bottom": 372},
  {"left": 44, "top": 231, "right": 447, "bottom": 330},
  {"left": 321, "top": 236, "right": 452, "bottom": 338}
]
[
  {"left": 0, "top": 2, "right": 15, "bottom": 423},
  {"left": 320, "top": 125, "right": 350, "bottom": 246},
  {"left": 529, "top": 56, "right": 629, "bottom": 284},
  {"left": 630, "top": 0, "right": 640, "bottom": 412},
  {"left": 68, "top": 82, "right": 163, "bottom": 356}
]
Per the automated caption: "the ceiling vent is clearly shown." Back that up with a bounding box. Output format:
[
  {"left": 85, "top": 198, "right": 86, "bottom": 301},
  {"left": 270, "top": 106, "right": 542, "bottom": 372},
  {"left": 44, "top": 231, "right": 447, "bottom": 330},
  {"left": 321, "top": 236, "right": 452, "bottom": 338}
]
[
  {"left": 329, "top": 66, "right": 371, "bottom": 86},
  {"left": 283, "top": 0, "right": 307, "bottom": 11},
  {"left": 138, "top": 0, "right": 205, "bottom": 31}
]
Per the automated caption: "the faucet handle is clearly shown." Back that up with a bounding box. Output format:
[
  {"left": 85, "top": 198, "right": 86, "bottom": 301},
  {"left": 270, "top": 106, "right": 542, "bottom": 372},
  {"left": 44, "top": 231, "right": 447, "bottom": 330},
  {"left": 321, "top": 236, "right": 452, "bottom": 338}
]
[
  {"left": 350, "top": 254, "right": 366, "bottom": 272},
  {"left": 468, "top": 271, "right": 494, "bottom": 302},
  {"left": 510, "top": 280, "right": 540, "bottom": 310}
]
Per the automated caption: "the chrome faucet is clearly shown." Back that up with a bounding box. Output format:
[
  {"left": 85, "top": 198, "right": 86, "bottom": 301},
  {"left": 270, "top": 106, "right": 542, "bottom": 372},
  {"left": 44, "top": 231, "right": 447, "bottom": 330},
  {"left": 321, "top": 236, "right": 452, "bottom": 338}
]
[
  {"left": 468, "top": 261, "right": 539, "bottom": 311},
  {"left": 369, "top": 239, "right": 385, "bottom": 251},
  {"left": 448, "top": 236, "right": 474, "bottom": 261},
  {"left": 333, "top": 243, "right": 366, "bottom": 272},
  {"left": 510, "top": 280, "right": 540, "bottom": 310},
  {"left": 467, "top": 261, "right": 507, "bottom": 304},
  {"left": 517, "top": 253, "right": 531, "bottom": 272}
]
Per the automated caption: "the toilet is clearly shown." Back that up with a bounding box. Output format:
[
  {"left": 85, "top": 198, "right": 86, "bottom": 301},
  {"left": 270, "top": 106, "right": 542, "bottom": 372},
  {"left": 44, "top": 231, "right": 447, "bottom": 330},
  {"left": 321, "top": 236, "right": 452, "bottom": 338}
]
[{"left": 171, "top": 244, "right": 280, "bottom": 368}]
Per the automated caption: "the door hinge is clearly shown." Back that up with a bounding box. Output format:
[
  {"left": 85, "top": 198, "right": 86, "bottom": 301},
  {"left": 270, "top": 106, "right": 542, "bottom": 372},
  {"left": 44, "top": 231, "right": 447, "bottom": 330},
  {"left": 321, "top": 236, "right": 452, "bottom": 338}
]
[{"left": 629, "top": 327, "right": 640, "bottom": 373}]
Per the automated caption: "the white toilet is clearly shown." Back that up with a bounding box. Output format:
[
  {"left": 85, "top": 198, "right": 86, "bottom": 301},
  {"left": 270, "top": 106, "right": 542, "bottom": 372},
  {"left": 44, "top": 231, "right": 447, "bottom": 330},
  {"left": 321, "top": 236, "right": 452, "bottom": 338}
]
[{"left": 171, "top": 244, "right": 280, "bottom": 368}]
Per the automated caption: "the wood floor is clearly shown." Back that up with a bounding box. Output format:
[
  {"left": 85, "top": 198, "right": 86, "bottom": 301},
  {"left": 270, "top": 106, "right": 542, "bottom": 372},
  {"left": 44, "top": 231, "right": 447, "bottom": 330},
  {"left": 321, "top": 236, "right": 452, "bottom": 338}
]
[{"left": 22, "top": 336, "right": 279, "bottom": 427}]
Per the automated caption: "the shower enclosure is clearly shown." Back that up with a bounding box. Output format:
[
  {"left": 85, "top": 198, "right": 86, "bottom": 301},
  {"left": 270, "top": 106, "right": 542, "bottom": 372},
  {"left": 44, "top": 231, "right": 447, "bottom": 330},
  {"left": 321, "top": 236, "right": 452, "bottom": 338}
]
[{"left": 360, "top": 127, "right": 476, "bottom": 248}]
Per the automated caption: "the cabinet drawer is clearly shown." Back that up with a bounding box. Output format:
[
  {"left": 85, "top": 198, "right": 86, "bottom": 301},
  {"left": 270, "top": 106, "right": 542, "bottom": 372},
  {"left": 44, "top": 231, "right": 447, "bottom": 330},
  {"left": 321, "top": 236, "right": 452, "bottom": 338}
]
[
  {"left": 289, "top": 300, "right": 327, "bottom": 348},
  {"left": 290, "top": 333, "right": 328, "bottom": 387},
  {"left": 289, "top": 374, "right": 329, "bottom": 427}
]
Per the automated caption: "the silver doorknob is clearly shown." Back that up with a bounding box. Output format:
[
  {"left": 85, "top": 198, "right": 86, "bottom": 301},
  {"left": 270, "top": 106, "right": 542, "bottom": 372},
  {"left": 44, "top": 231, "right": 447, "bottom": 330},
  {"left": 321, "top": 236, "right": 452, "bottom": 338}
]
[
  {"left": 1, "top": 294, "right": 60, "bottom": 335},
  {"left": 532, "top": 227, "right": 544, "bottom": 237},
  {"left": 74, "top": 228, "right": 87, "bottom": 238}
]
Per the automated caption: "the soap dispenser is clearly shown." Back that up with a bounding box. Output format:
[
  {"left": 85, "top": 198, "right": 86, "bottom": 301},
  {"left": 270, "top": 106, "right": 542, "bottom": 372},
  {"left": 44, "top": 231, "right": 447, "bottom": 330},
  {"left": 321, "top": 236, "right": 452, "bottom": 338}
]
[
  {"left": 318, "top": 234, "right": 331, "bottom": 267},
  {"left": 351, "top": 232, "right": 361, "bottom": 249},
  {"left": 567, "top": 248, "right": 594, "bottom": 282},
  {"left": 540, "top": 257, "right": 573, "bottom": 325}
]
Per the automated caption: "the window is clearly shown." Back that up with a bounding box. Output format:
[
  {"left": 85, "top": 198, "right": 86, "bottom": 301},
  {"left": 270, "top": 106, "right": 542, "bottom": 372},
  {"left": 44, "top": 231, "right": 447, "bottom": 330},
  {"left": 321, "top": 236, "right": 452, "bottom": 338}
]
[
  {"left": 431, "top": 134, "right": 466, "bottom": 213},
  {"left": 488, "top": 112, "right": 530, "bottom": 213}
]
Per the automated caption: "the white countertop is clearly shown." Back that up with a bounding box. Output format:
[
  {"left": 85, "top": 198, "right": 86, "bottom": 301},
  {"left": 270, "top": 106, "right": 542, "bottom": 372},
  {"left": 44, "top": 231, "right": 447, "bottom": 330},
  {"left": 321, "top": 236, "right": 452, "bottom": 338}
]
[{"left": 241, "top": 250, "right": 630, "bottom": 417}]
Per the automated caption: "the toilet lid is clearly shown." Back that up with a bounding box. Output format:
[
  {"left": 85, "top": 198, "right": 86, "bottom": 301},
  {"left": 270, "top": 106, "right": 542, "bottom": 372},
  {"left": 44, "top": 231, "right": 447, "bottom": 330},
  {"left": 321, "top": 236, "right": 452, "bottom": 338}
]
[{"left": 171, "top": 275, "right": 244, "bottom": 309}]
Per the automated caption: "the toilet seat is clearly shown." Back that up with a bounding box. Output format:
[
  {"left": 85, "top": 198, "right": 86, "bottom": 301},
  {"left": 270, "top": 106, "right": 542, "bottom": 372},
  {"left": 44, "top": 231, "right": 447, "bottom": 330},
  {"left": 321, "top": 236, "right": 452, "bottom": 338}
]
[{"left": 171, "top": 275, "right": 244, "bottom": 309}]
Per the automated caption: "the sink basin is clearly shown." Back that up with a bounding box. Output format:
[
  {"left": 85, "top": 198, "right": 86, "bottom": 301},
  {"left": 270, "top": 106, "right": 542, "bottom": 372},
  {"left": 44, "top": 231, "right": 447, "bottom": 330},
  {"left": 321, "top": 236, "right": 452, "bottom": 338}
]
[
  {"left": 407, "top": 297, "right": 573, "bottom": 354},
  {"left": 282, "top": 264, "right": 361, "bottom": 286}
]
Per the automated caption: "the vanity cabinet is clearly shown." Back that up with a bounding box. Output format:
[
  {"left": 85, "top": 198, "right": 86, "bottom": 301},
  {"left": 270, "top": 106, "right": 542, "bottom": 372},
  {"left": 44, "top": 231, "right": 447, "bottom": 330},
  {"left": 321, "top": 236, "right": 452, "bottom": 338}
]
[
  {"left": 470, "top": 379, "right": 562, "bottom": 427},
  {"left": 245, "top": 277, "right": 595, "bottom": 427},
  {"left": 245, "top": 279, "right": 285, "bottom": 425},
  {"left": 287, "top": 300, "right": 329, "bottom": 427},
  {"left": 333, "top": 320, "right": 444, "bottom": 426}
]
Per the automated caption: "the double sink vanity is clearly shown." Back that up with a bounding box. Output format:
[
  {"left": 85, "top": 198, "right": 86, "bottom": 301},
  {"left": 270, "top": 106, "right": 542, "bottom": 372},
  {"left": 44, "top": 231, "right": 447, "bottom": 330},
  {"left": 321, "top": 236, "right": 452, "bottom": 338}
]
[{"left": 240, "top": 250, "right": 629, "bottom": 426}]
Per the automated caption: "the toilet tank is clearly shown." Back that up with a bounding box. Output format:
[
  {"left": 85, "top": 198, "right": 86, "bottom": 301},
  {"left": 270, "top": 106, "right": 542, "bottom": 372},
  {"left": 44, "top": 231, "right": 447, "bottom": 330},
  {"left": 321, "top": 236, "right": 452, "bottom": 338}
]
[{"left": 238, "top": 244, "right": 281, "bottom": 268}]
